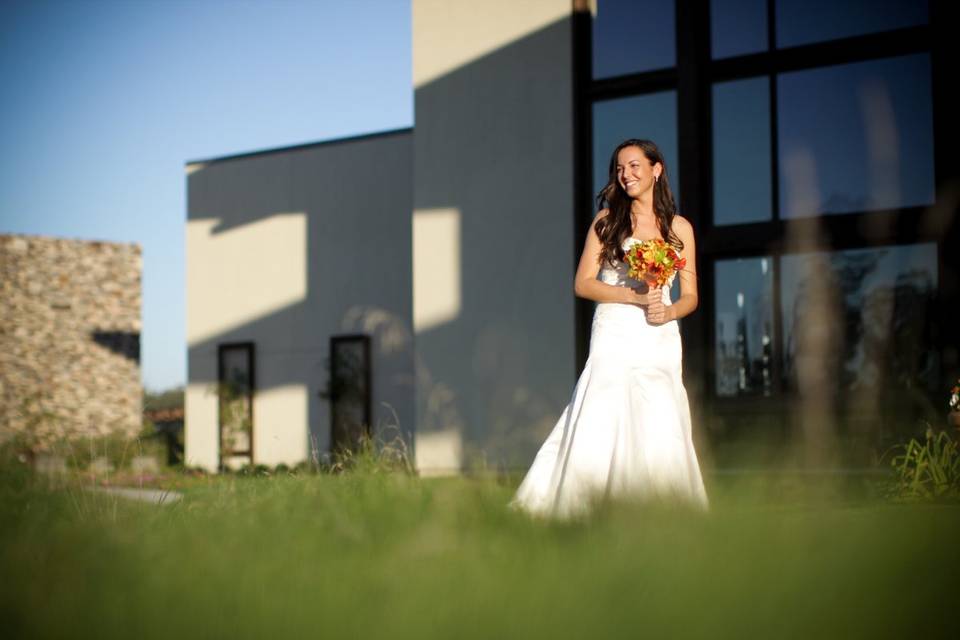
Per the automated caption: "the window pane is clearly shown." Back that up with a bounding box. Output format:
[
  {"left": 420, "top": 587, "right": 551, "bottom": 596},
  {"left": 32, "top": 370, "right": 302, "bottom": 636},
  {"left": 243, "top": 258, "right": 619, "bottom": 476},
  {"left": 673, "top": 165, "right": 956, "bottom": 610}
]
[
  {"left": 778, "top": 54, "right": 934, "bottom": 218},
  {"left": 593, "top": 0, "right": 675, "bottom": 79},
  {"left": 780, "top": 244, "right": 938, "bottom": 396},
  {"left": 713, "top": 77, "right": 772, "bottom": 225},
  {"left": 711, "top": 0, "right": 768, "bottom": 59},
  {"left": 330, "top": 335, "right": 371, "bottom": 455},
  {"left": 776, "top": 0, "right": 928, "bottom": 49},
  {"left": 219, "top": 344, "right": 253, "bottom": 468},
  {"left": 592, "top": 92, "right": 679, "bottom": 206},
  {"left": 715, "top": 257, "right": 774, "bottom": 397}
]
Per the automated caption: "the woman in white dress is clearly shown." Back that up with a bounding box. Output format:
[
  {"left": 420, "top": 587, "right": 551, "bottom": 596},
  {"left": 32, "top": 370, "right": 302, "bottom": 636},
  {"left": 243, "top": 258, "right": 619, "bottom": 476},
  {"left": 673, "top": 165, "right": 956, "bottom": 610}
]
[{"left": 510, "top": 139, "right": 709, "bottom": 518}]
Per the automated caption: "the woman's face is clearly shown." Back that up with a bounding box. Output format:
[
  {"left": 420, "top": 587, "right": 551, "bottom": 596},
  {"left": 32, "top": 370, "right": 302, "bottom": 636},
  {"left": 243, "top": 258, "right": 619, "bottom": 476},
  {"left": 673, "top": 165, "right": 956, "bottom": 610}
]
[{"left": 616, "top": 146, "right": 661, "bottom": 198}]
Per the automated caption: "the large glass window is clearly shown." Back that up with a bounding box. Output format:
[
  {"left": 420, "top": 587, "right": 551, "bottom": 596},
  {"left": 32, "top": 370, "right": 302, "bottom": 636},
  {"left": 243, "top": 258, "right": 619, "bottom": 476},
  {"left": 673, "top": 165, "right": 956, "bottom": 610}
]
[
  {"left": 778, "top": 54, "right": 935, "bottom": 218},
  {"left": 713, "top": 77, "right": 772, "bottom": 225},
  {"left": 593, "top": 0, "right": 675, "bottom": 79},
  {"left": 592, "top": 92, "right": 679, "bottom": 204},
  {"left": 776, "top": 0, "right": 928, "bottom": 49},
  {"left": 780, "top": 243, "right": 938, "bottom": 396},
  {"left": 581, "top": 0, "right": 942, "bottom": 417},
  {"left": 711, "top": 0, "right": 768, "bottom": 59},
  {"left": 715, "top": 257, "right": 774, "bottom": 397}
]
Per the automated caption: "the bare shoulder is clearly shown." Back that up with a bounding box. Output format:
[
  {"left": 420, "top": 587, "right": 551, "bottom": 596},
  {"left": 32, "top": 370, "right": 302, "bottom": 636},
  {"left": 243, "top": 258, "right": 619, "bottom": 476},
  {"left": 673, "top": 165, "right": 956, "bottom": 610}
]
[
  {"left": 671, "top": 214, "right": 694, "bottom": 233},
  {"left": 594, "top": 208, "right": 610, "bottom": 222}
]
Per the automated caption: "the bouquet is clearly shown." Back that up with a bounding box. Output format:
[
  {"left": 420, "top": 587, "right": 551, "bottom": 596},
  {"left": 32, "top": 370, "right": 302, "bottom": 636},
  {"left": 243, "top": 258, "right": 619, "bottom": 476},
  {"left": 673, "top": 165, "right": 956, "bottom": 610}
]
[{"left": 624, "top": 238, "right": 686, "bottom": 288}]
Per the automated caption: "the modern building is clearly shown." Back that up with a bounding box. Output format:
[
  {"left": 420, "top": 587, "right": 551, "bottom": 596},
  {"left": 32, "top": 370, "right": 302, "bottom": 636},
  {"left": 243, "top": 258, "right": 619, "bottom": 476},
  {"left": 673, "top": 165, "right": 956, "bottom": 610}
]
[
  {"left": 185, "top": 0, "right": 958, "bottom": 473},
  {"left": 185, "top": 131, "right": 415, "bottom": 471}
]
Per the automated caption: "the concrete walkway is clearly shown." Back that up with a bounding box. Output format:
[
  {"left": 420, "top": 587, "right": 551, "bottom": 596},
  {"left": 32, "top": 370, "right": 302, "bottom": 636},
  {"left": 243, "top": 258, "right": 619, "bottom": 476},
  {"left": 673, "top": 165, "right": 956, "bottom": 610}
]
[{"left": 92, "top": 486, "right": 183, "bottom": 504}]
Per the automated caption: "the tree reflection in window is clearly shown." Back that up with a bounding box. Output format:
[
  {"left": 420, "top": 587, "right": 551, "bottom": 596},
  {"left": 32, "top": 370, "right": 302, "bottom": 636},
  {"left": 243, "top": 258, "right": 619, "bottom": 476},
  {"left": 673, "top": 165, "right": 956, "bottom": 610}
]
[
  {"left": 781, "top": 244, "right": 937, "bottom": 422},
  {"left": 328, "top": 335, "right": 371, "bottom": 456},
  {"left": 715, "top": 257, "right": 774, "bottom": 396},
  {"left": 218, "top": 343, "right": 253, "bottom": 469}
]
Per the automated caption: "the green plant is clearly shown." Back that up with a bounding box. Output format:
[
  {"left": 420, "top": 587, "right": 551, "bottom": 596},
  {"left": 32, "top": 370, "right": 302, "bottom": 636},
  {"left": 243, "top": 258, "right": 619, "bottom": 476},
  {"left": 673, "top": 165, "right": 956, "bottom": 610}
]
[
  {"left": 2, "top": 469, "right": 960, "bottom": 639},
  {"left": 330, "top": 423, "right": 414, "bottom": 476},
  {"left": 886, "top": 426, "right": 960, "bottom": 500},
  {"left": 57, "top": 431, "right": 136, "bottom": 472}
]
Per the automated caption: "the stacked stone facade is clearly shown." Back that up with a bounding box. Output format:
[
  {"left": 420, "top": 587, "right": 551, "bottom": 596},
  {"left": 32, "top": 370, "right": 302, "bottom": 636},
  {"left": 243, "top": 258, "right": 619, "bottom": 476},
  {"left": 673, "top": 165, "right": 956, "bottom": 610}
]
[{"left": 0, "top": 234, "right": 142, "bottom": 450}]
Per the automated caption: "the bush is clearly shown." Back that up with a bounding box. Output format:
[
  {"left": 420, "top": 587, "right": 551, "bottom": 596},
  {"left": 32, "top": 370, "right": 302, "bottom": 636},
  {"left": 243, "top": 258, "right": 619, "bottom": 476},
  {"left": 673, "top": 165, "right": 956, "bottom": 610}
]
[
  {"left": 886, "top": 427, "right": 960, "bottom": 500},
  {"left": 329, "top": 425, "right": 414, "bottom": 476}
]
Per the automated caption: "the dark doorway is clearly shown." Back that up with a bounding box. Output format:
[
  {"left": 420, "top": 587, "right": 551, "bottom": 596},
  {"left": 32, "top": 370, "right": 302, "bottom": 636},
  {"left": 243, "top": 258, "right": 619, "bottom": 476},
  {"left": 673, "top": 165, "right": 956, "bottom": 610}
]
[{"left": 329, "top": 334, "right": 372, "bottom": 455}]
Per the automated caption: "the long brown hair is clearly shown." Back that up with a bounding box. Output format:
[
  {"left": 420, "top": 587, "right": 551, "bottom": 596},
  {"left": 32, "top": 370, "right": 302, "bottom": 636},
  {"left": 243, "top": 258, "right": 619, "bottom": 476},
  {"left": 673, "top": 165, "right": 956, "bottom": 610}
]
[{"left": 594, "top": 139, "right": 682, "bottom": 266}]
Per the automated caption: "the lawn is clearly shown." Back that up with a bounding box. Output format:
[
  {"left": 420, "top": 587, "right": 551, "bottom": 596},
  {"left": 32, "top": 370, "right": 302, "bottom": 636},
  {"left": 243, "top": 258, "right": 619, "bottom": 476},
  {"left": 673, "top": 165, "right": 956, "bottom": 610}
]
[{"left": 1, "top": 464, "right": 958, "bottom": 639}]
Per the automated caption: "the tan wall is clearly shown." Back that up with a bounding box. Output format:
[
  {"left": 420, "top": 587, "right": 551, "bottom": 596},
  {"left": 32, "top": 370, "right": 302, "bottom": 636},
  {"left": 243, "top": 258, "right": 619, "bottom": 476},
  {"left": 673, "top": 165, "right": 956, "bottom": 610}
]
[
  {"left": 0, "top": 234, "right": 142, "bottom": 450},
  {"left": 412, "top": 0, "right": 576, "bottom": 472},
  {"left": 186, "top": 132, "right": 414, "bottom": 471}
]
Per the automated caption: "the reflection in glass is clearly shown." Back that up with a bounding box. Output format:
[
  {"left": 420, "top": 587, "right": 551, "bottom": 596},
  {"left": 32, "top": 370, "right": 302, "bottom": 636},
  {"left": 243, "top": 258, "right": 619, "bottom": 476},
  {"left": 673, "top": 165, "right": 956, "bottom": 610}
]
[
  {"left": 592, "top": 92, "right": 679, "bottom": 205},
  {"left": 219, "top": 344, "right": 253, "bottom": 469},
  {"left": 776, "top": 0, "right": 928, "bottom": 49},
  {"left": 711, "top": 0, "right": 767, "bottom": 59},
  {"left": 780, "top": 244, "right": 938, "bottom": 397},
  {"left": 330, "top": 335, "right": 371, "bottom": 455},
  {"left": 715, "top": 257, "right": 773, "bottom": 397},
  {"left": 593, "top": 0, "right": 675, "bottom": 79},
  {"left": 713, "top": 77, "right": 772, "bottom": 225},
  {"left": 778, "top": 54, "right": 934, "bottom": 218}
]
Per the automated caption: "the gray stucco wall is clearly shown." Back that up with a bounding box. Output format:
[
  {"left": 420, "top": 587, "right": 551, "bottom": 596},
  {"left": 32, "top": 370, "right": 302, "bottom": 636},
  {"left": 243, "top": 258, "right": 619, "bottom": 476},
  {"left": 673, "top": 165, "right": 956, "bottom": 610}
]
[
  {"left": 413, "top": 2, "right": 576, "bottom": 471},
  {"left": 186, "top": 131, "right": 414, "bottom": 469}
]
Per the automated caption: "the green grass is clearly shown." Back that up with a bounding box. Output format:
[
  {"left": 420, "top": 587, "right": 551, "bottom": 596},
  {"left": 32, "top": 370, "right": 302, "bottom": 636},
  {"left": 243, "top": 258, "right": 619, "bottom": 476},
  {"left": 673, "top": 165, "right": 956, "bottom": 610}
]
[{"left": 1, "top": 464, "right": 958, "bottom": 639}]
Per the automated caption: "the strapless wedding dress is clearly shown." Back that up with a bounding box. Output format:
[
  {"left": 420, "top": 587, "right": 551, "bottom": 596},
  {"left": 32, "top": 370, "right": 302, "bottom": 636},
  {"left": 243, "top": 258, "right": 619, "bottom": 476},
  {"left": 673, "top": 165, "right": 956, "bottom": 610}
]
[{"left": 510, "top": 237, "right": 708, "bottom": 518}]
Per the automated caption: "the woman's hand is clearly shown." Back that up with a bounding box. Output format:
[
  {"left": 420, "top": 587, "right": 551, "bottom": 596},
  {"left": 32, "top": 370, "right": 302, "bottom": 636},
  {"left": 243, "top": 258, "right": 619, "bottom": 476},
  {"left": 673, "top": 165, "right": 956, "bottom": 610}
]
[
  {"left": 620, "top": 284, "right": 647, "bottom": 306},
  {"left": 620, "top": 283, "right": 665, "bottom": 317},
  {"left": 643, "top": 287, "right": 672, "bottom": 325}
]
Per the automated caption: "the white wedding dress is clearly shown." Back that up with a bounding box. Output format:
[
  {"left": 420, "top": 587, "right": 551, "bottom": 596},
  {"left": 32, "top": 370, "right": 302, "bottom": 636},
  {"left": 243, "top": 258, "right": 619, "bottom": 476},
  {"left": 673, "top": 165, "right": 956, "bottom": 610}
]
[{"left": 510, "top": 237, "right": 708, "bottom": 518}]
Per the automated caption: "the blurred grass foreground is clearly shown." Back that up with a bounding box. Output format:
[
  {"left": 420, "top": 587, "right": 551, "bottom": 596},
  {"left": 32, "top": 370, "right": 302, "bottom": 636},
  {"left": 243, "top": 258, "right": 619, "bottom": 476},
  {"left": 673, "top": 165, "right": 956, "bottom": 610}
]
[{"left": 2, "top": 452, "right": 959, "bottom": 640}]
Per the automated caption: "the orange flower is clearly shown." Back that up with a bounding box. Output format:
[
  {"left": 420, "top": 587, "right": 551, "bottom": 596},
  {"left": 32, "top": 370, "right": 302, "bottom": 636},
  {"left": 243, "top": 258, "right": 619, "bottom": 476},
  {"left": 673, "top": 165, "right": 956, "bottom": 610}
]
[{"left": 625, "top": 239, "right": 685, "bottom": 288}]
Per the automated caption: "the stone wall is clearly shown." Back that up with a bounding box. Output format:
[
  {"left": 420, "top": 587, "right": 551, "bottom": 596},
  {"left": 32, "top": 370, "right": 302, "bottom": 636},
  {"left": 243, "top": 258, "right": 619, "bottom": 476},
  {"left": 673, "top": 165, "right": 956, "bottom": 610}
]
[{"left": 0, "top": 234, "right": 142, "bottom": 450}]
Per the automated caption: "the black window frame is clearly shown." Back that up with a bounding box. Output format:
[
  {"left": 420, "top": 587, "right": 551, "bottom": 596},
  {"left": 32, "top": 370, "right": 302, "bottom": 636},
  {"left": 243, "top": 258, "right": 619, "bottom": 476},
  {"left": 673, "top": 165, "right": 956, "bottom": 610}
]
[
  {"left": 329, "top": 334, "right": 372, "bottom": 454},
  {"left": 573, "top": 0, "right": 959, "bottom": 421},
  {"left": 217, "top": 341, "right": 255, "bottom": 468}
]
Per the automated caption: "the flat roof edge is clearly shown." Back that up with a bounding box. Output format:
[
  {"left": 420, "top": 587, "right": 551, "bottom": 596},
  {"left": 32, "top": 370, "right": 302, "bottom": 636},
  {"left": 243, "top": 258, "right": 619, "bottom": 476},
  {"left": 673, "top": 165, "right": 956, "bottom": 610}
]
[
  {"left": 185, "top": 126, "right": 413, "bottom": 167},
  {"left": 1, "top": 232, "right": 142, "bottom": 249}
]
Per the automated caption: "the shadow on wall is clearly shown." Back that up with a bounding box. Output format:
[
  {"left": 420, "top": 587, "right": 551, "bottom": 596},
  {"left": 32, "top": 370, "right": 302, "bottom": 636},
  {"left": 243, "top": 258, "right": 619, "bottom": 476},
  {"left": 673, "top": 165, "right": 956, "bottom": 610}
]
[
  {"left": 187, "top": 13, "right": 580, "bottom": 472},
  {"left": 91, "top": 331, "right": 140, "bottom": 362},
  {"left": 186, "top": 131, "right": 414, "bottom": 465},
  {"left": 413, "top": 14, "right": 577, "bottom": 471}
]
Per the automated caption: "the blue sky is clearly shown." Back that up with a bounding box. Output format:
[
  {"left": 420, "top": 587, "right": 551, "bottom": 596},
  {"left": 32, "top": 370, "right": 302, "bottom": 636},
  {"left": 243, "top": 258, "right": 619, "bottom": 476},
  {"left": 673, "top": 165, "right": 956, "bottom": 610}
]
[{"left": 0, "top": 0, "right": 412, "bottom": 391}]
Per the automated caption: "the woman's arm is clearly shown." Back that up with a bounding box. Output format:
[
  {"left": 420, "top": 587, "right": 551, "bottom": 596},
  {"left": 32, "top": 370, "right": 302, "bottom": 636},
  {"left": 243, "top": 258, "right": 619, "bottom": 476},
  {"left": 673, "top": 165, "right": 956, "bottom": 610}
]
[
  {"left": 574, "top": 210, "right": 647, "bottom": 305},
  {"left": 647, "top": 215, "right": 699, "bottom": 324}
]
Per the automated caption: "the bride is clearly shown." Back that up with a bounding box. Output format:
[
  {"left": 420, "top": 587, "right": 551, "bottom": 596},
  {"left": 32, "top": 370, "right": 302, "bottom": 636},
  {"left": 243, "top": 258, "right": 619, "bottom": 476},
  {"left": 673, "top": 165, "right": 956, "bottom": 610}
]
[{"left": 510, "top": 138, "right": 709, "bottom": 518}]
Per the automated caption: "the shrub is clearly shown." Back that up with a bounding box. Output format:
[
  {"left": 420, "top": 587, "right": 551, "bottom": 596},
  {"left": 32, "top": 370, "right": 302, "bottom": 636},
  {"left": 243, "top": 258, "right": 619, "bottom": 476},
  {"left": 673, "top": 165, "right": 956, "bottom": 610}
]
[
  {"left": 886, "top": 427, "right": 960, "bottom": 500},
  {"left": 329, "top": 424, "right": 414, "bottom": 476}
]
